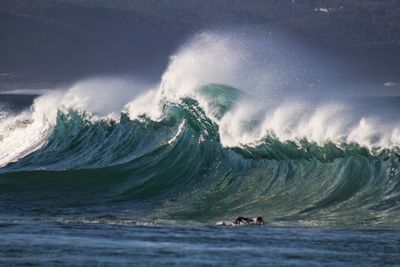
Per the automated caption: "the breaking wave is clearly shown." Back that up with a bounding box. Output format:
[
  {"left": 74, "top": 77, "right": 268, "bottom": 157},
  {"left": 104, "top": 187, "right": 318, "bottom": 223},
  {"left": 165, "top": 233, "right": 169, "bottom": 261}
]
[{"left": 1, "top": 31, "right": 399, "bottom": 227}]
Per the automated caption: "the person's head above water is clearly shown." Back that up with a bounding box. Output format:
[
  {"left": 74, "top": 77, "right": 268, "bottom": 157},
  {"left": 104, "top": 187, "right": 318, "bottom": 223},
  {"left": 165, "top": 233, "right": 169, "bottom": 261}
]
[{"left": 256, "top": 217, "right": 264, "bottom": 224}]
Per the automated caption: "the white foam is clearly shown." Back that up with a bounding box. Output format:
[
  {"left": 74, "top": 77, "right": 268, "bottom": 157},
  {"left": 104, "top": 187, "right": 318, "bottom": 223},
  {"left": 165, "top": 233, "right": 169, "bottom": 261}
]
[
  {"left": 218, "top": 99, "right": 400, "bottom": 150},
  {"left": 0, "top": 77, "right": 151, "bottom": 167},
  {"left": 59, "top": 77, "right": 149, "bottom": 120},
  {"left": 123, "top": 88, "right": 162, "bottom": 121},
  {"left": 158, "top": 32, "right": 250, "bottom": 102},
  {"left": 0, "top": 92, "right": 62, "bottom": 167},
  {"left": 1, "top": 30, "right": 399, "bottom": 168},
  {"left": 167, "top": 119, "right": 185, "bottom": 145},
  {"left": 148, "top": 31, "right": 400, "bottom": 151}
]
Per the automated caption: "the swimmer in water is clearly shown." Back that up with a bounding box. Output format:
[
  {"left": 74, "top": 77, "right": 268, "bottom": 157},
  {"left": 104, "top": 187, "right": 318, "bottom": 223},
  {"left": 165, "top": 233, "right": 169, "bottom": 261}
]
[
  {"left": 234, "top": 216, "right": 264, "bottom": 225},
  {"left": 216, "top": 216, "right": 264, "bottom": 226}
]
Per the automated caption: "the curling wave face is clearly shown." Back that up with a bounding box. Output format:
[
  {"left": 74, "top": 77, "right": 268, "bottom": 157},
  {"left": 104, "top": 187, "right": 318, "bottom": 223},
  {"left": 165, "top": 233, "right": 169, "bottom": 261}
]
[{"left": 0, "top": 32, "right": 399, "bottom": 227}]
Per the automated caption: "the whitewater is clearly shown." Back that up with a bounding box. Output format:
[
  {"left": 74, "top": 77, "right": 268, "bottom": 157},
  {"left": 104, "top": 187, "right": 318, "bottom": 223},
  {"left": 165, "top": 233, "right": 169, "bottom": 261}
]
[
  {"left": 1, "top": 30, "right": 400, "bottom": 266},
  {"left": 0, "top": 31, "right": 400, "bottom": 230}
]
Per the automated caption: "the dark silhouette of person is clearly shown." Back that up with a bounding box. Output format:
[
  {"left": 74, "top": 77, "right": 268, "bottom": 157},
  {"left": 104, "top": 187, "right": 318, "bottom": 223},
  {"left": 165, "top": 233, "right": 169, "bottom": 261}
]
[{"left": 234, "top": 216, "right": 264, "bottom": 225}]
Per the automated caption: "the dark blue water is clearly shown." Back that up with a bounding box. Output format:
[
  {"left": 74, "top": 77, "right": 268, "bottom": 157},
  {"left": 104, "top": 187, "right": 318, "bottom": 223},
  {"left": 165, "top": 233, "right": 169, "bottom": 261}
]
[
  {"left": 1, "top": 219, "right": 399, "bottom": 266},
  {"left": 1, "top": 92, "right": 400, "bottom": 266}
]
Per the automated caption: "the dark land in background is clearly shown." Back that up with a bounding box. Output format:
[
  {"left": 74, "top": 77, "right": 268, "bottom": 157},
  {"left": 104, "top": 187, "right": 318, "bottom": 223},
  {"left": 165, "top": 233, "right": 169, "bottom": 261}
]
[{"left": 0, "top": 0, "right": 399, "bottom": 90}]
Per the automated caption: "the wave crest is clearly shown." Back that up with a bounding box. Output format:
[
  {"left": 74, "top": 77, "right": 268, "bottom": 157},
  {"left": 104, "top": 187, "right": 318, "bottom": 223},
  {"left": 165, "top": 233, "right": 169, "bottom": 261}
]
[{"left": 1, "top": 31, "right": 400, "bottom": 227}]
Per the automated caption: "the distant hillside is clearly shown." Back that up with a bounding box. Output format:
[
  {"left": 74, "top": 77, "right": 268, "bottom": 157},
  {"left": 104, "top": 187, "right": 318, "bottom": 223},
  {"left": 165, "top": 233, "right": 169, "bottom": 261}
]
[
  {"left": 2, "top": 0, "right": 399, "bottom": 46},
  {"left": 0, "top": 0, "right": 399, "bottom": 89}
]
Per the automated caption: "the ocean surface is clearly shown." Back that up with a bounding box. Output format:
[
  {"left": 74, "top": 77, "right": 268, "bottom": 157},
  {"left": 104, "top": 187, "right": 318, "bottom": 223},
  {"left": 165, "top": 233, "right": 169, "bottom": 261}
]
[
  {"left": 1, "top": 32, "right": 400, "bottom": 265},
  {"left": 1, "top": 90, "right": 400, "bottom": 266},
  {"left": 1, "top": 220, "right": 399, "bottom": 266}
]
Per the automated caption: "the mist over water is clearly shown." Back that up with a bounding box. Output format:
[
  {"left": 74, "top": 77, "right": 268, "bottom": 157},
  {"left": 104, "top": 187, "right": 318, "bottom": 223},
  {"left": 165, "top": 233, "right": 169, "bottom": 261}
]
[{"left": 0, "top": 30, "right": 400, "bottom": 228}]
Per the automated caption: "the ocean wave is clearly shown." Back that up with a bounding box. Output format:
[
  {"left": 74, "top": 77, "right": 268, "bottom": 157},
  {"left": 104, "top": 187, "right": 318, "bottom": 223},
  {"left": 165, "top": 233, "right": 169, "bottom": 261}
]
[{"left": 1, "top": 31, "right": 400, "bottom": 227}]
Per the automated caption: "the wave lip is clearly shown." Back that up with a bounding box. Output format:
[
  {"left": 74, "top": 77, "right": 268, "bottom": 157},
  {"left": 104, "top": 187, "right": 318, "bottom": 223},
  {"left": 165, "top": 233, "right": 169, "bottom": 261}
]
[
  {"left": 1, "top": 85, "right": 400, "bottom": 228},
  {"left": 1, "top": 31, "right": 400, "bottom": 227}
]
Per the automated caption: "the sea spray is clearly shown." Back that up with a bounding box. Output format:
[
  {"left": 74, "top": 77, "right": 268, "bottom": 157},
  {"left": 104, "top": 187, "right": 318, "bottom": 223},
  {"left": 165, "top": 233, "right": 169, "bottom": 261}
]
[{"left": 0, "top": 31, "right": 400, "bottom": 227}]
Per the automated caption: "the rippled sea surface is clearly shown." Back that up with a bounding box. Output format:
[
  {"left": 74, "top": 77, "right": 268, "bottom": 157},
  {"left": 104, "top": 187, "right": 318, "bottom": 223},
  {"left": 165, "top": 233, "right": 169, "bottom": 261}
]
[{"left": 1, "top": 219, "right": 399, "bottom": 266}]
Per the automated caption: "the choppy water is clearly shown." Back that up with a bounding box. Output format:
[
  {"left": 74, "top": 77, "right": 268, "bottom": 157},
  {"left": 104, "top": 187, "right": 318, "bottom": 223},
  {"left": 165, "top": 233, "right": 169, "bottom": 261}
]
[{"left": 1, "top": 220, "right": 399, "bottom": 266}]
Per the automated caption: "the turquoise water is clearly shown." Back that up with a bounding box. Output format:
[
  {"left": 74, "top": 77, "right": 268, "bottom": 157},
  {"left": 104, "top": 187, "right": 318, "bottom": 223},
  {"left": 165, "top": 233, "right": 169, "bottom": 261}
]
[{"left": 1, "top": 87, "right": 400, "bottom": 265}]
